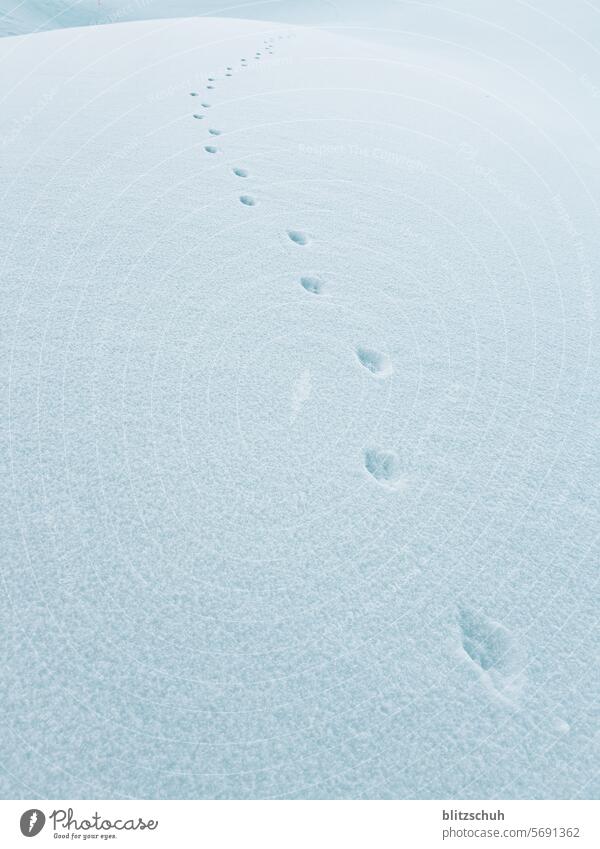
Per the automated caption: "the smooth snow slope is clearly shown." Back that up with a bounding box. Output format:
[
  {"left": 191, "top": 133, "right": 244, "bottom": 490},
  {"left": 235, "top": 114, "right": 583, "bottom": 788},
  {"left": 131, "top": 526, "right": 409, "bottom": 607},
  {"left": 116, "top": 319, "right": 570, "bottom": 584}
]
[
  {"left": 0, "top": 0, "right": 342, "bottom": 37},
  {"left": 4, "top": 1, "right": 600, "bottom": 50},
  {"left": 0, "top": 14, "right": 598, "bottom": 799}
]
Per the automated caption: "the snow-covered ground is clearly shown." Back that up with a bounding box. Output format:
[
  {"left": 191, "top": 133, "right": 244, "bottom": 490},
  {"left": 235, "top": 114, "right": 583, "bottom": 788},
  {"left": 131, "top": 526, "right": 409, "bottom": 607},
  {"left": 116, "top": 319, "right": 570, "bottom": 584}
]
[
  {"left": 0, "top": 3, "right": 598, "bottom": 799},
  {"left": 3, "top": 0, "right": 389, "bottom": 38}
]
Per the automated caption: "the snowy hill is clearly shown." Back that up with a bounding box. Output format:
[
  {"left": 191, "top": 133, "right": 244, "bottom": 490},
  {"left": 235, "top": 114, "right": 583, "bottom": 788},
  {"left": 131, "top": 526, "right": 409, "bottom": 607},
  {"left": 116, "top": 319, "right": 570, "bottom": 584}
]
[
  {"left": 0, "top": 0, "right": 344, "bottom": 37},
  {"left": 0, "top": 9, "right": 598, "bottom": 800}
]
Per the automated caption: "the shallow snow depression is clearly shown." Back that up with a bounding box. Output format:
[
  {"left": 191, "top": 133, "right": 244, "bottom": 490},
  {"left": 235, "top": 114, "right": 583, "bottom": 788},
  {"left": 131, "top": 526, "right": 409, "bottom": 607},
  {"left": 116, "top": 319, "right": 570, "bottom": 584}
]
[{"left": 0, "top": 10, "right": 598, "bottom": 799}]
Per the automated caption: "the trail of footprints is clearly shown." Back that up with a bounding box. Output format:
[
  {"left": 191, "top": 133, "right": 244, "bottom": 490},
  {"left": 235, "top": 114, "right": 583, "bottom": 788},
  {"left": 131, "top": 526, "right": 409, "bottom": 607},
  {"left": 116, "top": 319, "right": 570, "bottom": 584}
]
[
  {"left": 190, "top": 33, "right": 528, "bottom": 708},
  {"left": 188, "top": 34, "right": 399, "bottom": 490}
]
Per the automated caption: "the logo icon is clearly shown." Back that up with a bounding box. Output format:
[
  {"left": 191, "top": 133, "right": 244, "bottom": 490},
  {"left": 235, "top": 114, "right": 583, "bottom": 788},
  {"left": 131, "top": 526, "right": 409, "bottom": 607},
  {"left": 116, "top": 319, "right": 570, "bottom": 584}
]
[{"left": 19, "top": 809, "right": 45, "bottom": 837}]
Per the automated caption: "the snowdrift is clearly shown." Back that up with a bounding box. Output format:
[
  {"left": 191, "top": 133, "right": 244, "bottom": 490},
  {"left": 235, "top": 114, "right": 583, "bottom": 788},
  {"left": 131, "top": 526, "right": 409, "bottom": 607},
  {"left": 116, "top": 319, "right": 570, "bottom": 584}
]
[
  {"left": 0, "top": 13, "right": 598, "bottom": 799},
  {"left": 0, "top": 0, "right": 343, "bottom": 37}
]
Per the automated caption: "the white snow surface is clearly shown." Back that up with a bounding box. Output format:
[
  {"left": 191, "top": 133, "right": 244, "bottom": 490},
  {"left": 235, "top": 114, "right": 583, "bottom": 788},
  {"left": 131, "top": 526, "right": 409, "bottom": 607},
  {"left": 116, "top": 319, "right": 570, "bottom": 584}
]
[
  {"left": 4, "top": 0, "right": 394, "bottom": 37},
  {"left": 0, "top": 6, "right": 599, "bottom": 799}
]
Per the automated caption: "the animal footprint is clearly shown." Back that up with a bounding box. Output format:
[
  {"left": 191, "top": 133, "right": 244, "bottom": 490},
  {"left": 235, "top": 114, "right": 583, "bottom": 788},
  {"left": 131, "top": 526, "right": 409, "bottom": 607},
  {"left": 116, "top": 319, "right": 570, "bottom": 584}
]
[
  {"left": 356, "top": 346, "right": 392, "bottom": 379},
  {"left": 204, "top": 145, "right": 219, "bottom": 154},
  {"left": 300, "top": 276, "right": 324, "bottom": 294},
  {"left": 193, "top": 114, "right": 203, "bottom": 119},
  {"left": 288, "top": 230, "right": 309, "bottom": 246},
  {"left": 208, "top": 128, "right": 221, "bottom": 135},
  {"left": 458, "top": 606, "right": 526, "bottom": 705},
  {"left": 240, "top": 195, "right": 256, "bottom": 206},
  {"left": 364, "top": 448, "right": 406, "bottom": 490},
  {"left": 190, "top": 92, "right": 199, "bottom": 96},
  {"left": 233, "top": 167, "right": 249, "bottom": 177},
  {"left": 201, "top": 102, "right": 211, "bottom": 108}
]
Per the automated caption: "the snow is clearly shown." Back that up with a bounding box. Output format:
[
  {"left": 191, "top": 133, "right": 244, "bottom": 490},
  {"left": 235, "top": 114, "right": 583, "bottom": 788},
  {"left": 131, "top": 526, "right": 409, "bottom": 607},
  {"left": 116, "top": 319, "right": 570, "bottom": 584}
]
[
  {"left": 0, "top": 4, "right": 598, "bottom": 800},
  {"left": 0, "top": 0, "right": 387, "bottom": 38}
]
